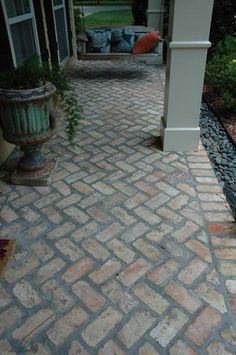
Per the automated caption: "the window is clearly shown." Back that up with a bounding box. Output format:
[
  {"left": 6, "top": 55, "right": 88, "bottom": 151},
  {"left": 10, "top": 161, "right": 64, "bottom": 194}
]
[
  {"left": 1, "top": 0, "right": 40, "bottom": 67},
  {"left": 5, "top": 0, "right": 31, "bottom": 18},
  {"left": 52, "top": 0, "right": 69, "bottom": 65},
  {"left": 53, "top": 0, "right": 63, "bottom": 5}
]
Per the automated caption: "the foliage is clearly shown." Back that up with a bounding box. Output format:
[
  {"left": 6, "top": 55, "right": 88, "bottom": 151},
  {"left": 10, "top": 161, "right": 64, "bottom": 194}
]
[
  {"left": 205, "top": 36, "right": 236, "bottom": 109},
  {"left": 74, "top": 6, "right": 84, "bottom": 38},
  {"left": 0, "top": 57, "right": 82, "bottom": 145},
  {"left": 0, "top": 57, "right": 67, "bottom": 91},
  {"left": 62, "top": 91, "right": 82, "bottom": 145},
  {"left": 205, "top": 55, "right": 236, "bottom": 108},
  {"left": 209, "top": 0, "right": 236, "bottom": 55},
  {"left": 84, "top": 9, "right": 132, "bottom": 28},
  {"left": 0, "top": 57, "right": 49, "bottom": 90},
  {"left": 213, "top": 36, "right": 236, "bottom": 57}
]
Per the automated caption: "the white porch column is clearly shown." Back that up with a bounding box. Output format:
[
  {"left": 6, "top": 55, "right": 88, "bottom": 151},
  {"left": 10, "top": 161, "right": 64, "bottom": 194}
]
[
  {"left": 161, "top": 0, "right": 214, "bottom": 151},
  {"left": 147, "top": 0, "right": 164, "bottom": 35}
]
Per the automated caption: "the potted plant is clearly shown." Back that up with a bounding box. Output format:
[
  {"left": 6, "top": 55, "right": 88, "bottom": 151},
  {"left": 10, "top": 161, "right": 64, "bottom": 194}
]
[{"left": 0, "top": 57, "right": 81, "bottom": 185}]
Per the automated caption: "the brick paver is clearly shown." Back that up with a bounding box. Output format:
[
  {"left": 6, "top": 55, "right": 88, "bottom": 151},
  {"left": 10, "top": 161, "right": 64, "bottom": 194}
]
[{"left": 0, "top": 60, "right": 236, "bottom": 353}]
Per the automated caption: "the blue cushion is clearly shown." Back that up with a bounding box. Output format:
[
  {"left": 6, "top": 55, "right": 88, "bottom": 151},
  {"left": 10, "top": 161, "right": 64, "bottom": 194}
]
[
  {"left": 111, "top": 29, "right": 132, "bottom": 53},
  {"left": 123, "top": 29, "right": 135, "bottom": 48},
  {"left": 86, "top": 29, "right": 111, "bottom": 53},
  {"left": 85, "top": 28, "right": 159, "bottom": 54}
]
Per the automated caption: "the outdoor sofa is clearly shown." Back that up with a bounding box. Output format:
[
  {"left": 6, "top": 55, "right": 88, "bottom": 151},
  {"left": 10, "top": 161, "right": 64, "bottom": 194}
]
[{"left": 78, "top": 26, "right": 163, "bottom": 65}]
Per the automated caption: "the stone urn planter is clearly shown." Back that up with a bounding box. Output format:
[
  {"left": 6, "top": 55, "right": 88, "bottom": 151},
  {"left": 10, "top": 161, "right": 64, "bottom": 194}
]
[
  {"left": 0, "top": 83, "right": 57, "bottom": 185},
  {"left": 0, "top": 56, "right": 82, "bottom": 185}
]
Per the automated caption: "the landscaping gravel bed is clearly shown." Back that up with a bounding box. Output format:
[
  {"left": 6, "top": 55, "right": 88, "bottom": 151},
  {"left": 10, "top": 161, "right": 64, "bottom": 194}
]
[{"left": 200, "top": 102, "right": 236, "bottom": 217}]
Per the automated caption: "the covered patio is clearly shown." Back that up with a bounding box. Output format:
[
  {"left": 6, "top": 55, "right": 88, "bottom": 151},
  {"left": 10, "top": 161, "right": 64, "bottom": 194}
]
[{"left": 1, "top": 60, "right": 236, "bottom": 354}]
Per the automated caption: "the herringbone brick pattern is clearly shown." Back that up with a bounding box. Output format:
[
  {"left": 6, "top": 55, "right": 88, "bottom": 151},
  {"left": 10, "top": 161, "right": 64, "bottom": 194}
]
[{"left": 0, "top": 61, "right": 236, "bottom": 354}]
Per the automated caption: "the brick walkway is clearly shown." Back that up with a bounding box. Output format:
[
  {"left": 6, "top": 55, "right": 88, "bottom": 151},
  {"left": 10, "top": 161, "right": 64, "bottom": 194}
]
[{"left": 1, "top": 61, "right": 236, "bottom": 354}]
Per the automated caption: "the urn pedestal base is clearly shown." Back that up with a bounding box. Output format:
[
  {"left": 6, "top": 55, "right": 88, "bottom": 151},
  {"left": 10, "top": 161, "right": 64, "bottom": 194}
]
[
  {"left": 5, "top": 148, "right": 57, "bottom": 186},
  {"left": 11, "top": 158, "right": 57, "bottom": 186},
  {"left": 18, "top": 144, "right": 48, "bottom": 172}
]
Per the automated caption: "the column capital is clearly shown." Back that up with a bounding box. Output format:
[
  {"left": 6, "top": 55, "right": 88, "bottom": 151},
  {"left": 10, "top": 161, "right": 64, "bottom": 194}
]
[
  {"left": 147, "top": 9, "right": 165, "bottom": 14},
  {"left": 169, "top": 41, "right": 211, "bottom": 49}
]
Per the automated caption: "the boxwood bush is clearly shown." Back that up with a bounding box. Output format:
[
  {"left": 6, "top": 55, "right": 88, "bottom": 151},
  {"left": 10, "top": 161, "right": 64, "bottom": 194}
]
[{"left": 205, "top": 36, "right": 236, "bottom": 109}]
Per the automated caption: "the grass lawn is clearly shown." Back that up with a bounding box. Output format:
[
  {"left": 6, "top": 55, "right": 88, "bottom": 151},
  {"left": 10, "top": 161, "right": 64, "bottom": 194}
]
[
  {"left": 78, "top": 1, "right": 131, "bottom": 5},
  {"left": 84, "top": 9, "right": 133, "bottom": 28}
]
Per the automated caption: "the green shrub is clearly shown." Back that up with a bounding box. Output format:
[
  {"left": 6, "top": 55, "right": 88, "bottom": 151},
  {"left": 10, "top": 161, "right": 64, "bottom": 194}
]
[
  {"left": 214, "top": 35, "right": 236, "bottom": 57},
  {"left": 209, "top": 0, "right": 236, "bottom": 55},
  {"left": 205, "top": 54, "right": 236, "bottom": 109}
]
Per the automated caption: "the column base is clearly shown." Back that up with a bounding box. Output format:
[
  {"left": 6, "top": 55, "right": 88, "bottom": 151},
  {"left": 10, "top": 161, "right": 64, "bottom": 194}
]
[{"left": 160, "top": 116, "right": 200, "bottom": 151}]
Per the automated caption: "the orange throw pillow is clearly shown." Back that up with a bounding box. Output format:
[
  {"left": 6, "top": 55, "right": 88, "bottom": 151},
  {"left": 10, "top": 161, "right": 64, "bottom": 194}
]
[{"left": 132, "top": 31, "right": 160, "bottom": 54}]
